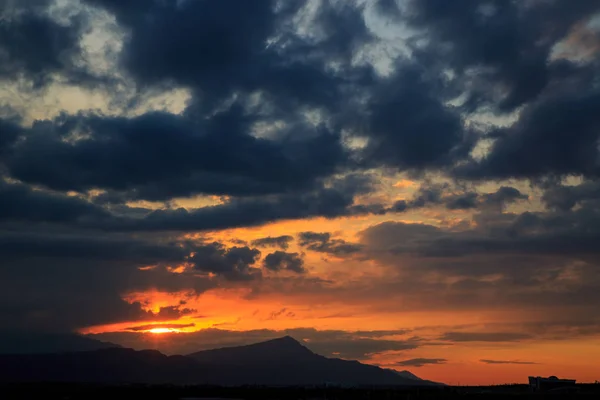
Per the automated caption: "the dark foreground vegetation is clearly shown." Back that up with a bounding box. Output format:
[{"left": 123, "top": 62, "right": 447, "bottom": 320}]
[{"left": 1, "top": 383, "right": 600, "bottom": 400}]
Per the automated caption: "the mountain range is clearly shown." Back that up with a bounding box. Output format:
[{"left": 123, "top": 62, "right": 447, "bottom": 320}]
[
  {"left": 0, "top": 332, "right": 120, "bottom": 354},
  {"left": 0, "top": 334, "right": 441, "bottom": 386}
]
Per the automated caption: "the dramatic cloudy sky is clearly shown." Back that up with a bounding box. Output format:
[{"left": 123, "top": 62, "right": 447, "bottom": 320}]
[{"left": 2, "top": 0, "right": 600, "bottom": 385}]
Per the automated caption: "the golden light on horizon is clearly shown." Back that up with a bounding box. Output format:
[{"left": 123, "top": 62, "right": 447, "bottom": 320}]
[{"left": 148, "top": 328, "right": 176, "bottom": 334}]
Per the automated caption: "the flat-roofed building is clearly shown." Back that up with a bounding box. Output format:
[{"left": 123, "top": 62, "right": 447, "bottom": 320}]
[{"left": 528, "top": 376, "right": 576, "bottom": 392}]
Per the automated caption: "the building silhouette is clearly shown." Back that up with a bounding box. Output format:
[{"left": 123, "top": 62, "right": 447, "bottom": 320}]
[{"left": 528, "top": 376, "right": 576, "bottom": 392}]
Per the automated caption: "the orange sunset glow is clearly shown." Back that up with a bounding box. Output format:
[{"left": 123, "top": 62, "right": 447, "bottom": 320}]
[
  {"left": 2, "top": 0, "right": 600, "bottom": 388},
  {"left": 148, "top": 328, "right": 175, "bottom": 334}
]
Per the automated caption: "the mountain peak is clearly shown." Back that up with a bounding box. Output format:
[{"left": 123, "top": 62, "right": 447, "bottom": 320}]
[
  {"left": 187, "top": 335, "right": 314, "bottom": 366},
  {"left": 252, "top": 335, "right": 312, "bottom": 354},
  {"left": 268, "top": 335, "right": 302, "bottom": 345}
]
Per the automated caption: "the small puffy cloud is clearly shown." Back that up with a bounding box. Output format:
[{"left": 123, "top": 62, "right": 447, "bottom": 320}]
[
  {"left": 298, "top": 232, "right": 363, "bottom": 256},
  {"left": 251, "top": 235, "right": 294, "bottom": 250},
  {"left": 263, "top": 251, "right": 306, "bottom": 274},
  {"left": 440, "top": 332, "right": 533, "bottom": 343},
  {"left": 396, "top": 358, "right": 447, "bottom": 367},
  {"left": 480, "top": 359, "right": 539, "bottom": 365}
]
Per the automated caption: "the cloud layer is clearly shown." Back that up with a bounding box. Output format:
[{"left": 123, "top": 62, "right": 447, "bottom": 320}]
[{"left": 1, "top": 0, "right": 600, "bottom": 383}]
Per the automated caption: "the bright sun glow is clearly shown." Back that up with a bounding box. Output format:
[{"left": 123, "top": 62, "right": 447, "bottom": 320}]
[{"left": 148, "top": 328, "right": 174, "bottom": 334}]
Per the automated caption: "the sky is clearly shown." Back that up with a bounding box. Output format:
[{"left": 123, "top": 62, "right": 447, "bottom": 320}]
[{"left": 1, "top": 0, "right": 600, "bottom": 386}]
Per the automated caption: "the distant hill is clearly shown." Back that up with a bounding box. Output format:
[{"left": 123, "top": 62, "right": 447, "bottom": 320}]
[
  {"left": 0, "top": 332, "right": 120, "bottom": 354},
  {"left": 0, "top": 335, "right": 442, "bottom": 386},
  {"left": 0, "top": 348, "right": 201, "bottom": 384}
]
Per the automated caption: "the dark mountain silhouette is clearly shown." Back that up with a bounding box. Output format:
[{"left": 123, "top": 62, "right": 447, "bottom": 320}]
[
  {"left": 0, "top": 336, "right": 442, "bottom": 386},
  {"left": 187, "top": 336, "right": 441, "bottom": 386},
  {"left": 188, "top": 336, "right": 314, "bottom": 365},
  {"left": 391, "top": 369, "right": 424, "bottom": 381},
  {"left": 0, "top": 332, "right": 120, "bottom": 354},
  {"left": 0, "top": 348, "right": 201, "bottom": 384}
]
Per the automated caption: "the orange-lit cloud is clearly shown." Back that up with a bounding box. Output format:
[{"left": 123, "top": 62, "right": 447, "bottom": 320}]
[{"left": 393, "top": 179, "right": 417, "bottom": 189}]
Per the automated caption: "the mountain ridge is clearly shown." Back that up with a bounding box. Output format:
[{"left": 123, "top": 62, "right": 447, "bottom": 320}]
[
  {"left": 186, "top": 335, "right": 441, "bottom": 386},
  {"left": 0, "top": 335, "right": 443, "bottom": 386}
]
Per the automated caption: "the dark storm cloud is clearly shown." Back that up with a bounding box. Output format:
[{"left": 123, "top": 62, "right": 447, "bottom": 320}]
[
  {"left": 0, "top": 230, "right": 185, "bottom": 263},
  {"left": 116, "top": 0, "right": 276, "bottom": 91},
  {"left": 480, "top": 359, "right": 538, "bottom": 365},
  {"left": 5, "top": 109, "right": 347, "bottom": 200},
  {"left": 309, "top": 0, "right": 374, "bottom": 64},
  {"left": 0, "top": 172, "right": 383, "bottom": 234},
  {"left": 298, "top": 232, "right": 331, "bottom": 245},
  {"left": 82, "top": 0, "right": 155, "bottom": 25},
  {"left": 0, "top": 265, "right": 206, "bottom": 333},
  {"left": 358, "top": 208, "right": 600, "bottom": 314},
  {"left": 0, "top": 232, "right": 268, "bottom": 288},
  {"left": 395, "top": 358, "right": 447, "bottom": 367},
  {"left": 0, "top": 0, "right": 52, "bottom": 13},
  {"left": 4, "top": 0, "right": 598, "bottom": 190},
  {"left": 0, "top": 181, "right": 110, "bottom": 224},
  {"left": 0, "top": 293, "right": 145, "bottom": 334},
  {"left": 482, "top": 186, "right": 529, "bottom": 208},
  {"left": 360, "top": 222, "right": 445, "bottom": 255},
  {"left": 389, "top": 184, "right": 528, "bottom": 212},
  {"left": 189, "top": 243, "right": 262, "bottom": 281},
  {"left": 0, "top": 7, "right": 83, "bottom": 87},
  {"left": 407, "top": 183, "right": 447, "bottom": 208},
  {"left": 0, "top": 0, "right": 390, "bottom": 210},
  {"left": 461, "top": 211, "right": 600, "bottom": 259},
  {"left": 298, "top": 232, "right": 363, "bottom": 256},
  {"left": 0, "top": 117, "right": 23, "bottom": 154},
  {"left": 0, "top": 231, "right": 265, "bottom": 331},
  {"left": 371, "top": 0, "right": 600, "bottom": 183},
  {"left": 430, "top": 185, "right": 528, "bottom": 211},
  {"left": 251, "top": 235, "right": 294, "bottom": 250},
  {"left": 457, "top": 91, "right": 600, "bottom": 180},
  {"left": 444, "top": 192, "right": 479, "bottom": 210},
  {"left": 542, "top": 180, "right": 600, "bottom": 211},
  {"left": 90, "top": 327, "right": 420, "bottom": 359},
  {"left": 0, "top": 0, "right": 500, "bottom": 198},
  {"left": 85, "top": 0, "right": 368, "bottom": 114},
  {"left": 81, "top": 0, "right": 478, "bottom": 174},
  {"left": 263, "top": 251, "right": 305, "bottom": 274},
  {"left": 440, "top": 332, "right": 533, "bottom": 342},
  {"left": 397, "top": 0, "right": 600, "bottom": 112},
  {"left": 357, "top": 66, "right": 477, "bottom": 171},
  {"left": 361, "top": 209, "right": 600, "bottom": 262},
  {"left": 126, "top": 180, "right": 372, "bottom": 232}
]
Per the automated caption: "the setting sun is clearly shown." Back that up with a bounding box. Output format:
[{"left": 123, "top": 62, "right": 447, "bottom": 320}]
[{"left": 148, "top": 328, "right": 174, "bottom": 334}]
